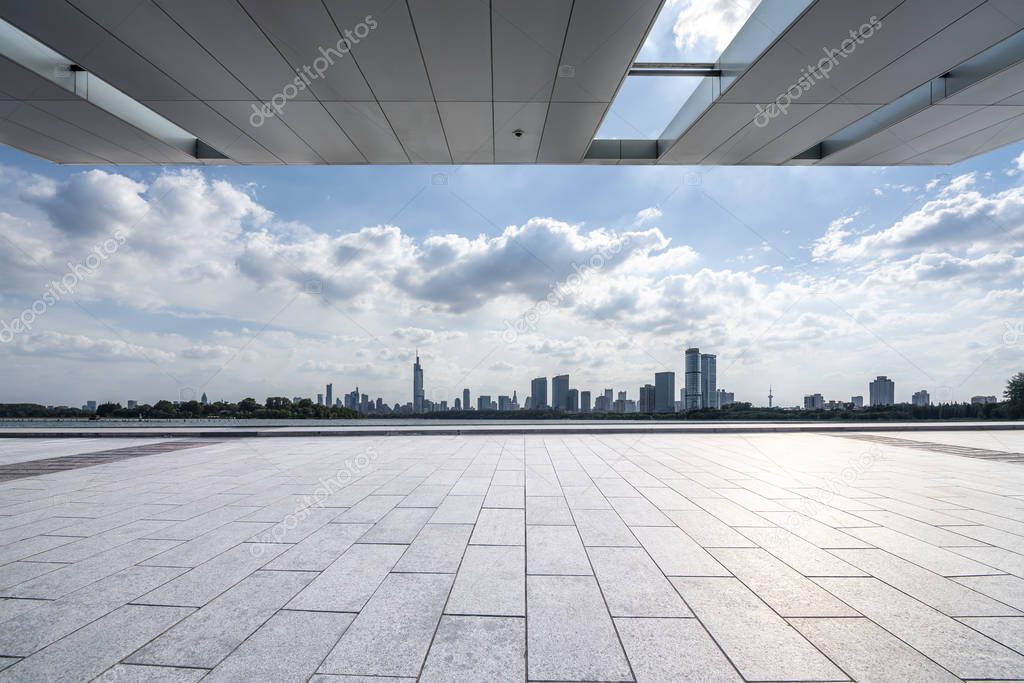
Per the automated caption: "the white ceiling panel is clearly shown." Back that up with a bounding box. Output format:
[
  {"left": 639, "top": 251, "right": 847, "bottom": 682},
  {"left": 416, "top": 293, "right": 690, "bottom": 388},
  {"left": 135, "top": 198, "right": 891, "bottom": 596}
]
[
  {"left": 31, "top": 100, "right": 194, "bottom": 162},
  {"left": 743, "top": 104, "right": 877, "bottom": 164},
  {"left": 944, "top": 60, "right": 1024, "bottom": 106},
  {"left": 538, "top": 102, "right": 607, "bottom": 162},
  {"left": 492, "top": 0, "right": 572, "bottom": 102},
  {"left": 0, "top": 118, "right": 108, "bottom": 163},
  {"left": 867, "top": 104, "right": 1024, "bottom": 163},
  {"left": 0, "top": 56, "right": 78, "bottom": 100},
  {"left": 552, "top": 0, "right": 662, "bottom": 103},
  {"left": 70, "top": 0, "right": 251, "bottom": 101},
  {"left": 209, "top": 101, "right": 322, "bottom": 163},
  {"left": 277, "top": 102, "right": 364, "bottom": 163},
  {"left": 409, "top": 0, "right": 490, "bottom": 102},
  {"left": 323, "top": 0, "right": 433, "bottom": 102},
  {"left": 1, "top": 0, "right": 194, "bottom": 101},
  {"left": 153, "top": 0, "right": 313, "bottom": 101},
  {"left": 703, "top": 104, "right": 820, "bottom": 164},
  {"left": 6, "top": 103, "right": 150, "bottom": 163},
  {"left": 237, "top": 0, "right": 373, "bottom": 101},
  {"left": 142, "top": 100, "right": 276, "bottom": 163},
  {"left": 905, "top": 111, "right": 1024, "bottom": 163},
  {"left": 380, "top": 101, "right": 450, "bottom": 163},
  {"left": 438, "top": 101, "right": 493, "bottom": 163},
  {"left": 494, "top": 102, "right": 548, "bottom": 162},
  {"left": 321, "top": 101, "right": 408, "bottom": 163},
  {"left": 659, "top": 104, "right": 760, "bottom": 164}
]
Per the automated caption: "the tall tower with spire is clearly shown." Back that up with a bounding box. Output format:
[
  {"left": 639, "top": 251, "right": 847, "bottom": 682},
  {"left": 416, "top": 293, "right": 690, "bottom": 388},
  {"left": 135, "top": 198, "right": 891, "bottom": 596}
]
[
  {"left": 768, "top": 386, "right": 774, "bottom": 408},
  {"left": 413, "top": 351, "right": 424, "bottom": 413}
]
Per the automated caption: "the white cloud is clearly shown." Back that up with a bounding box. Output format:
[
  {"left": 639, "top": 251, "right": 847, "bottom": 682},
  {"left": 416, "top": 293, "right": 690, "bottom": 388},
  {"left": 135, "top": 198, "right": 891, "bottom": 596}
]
[
  {"left": 672, "top": 0, "right": 760, "bottom": 53},
  {"left": 633, "top": 206, "right": 663, "bottom": 226},
  {"left": 11, "top": 332, "right": 175, "bottom": 363}
]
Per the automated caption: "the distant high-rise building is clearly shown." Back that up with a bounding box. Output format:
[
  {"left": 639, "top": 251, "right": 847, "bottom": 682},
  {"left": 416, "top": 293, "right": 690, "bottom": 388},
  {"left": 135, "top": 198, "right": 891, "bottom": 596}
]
[
  {"left": 552, "top": 374, "right": 569, "bottom": 410},
  {"left": 869, "top": 376, "right": 895, "bottom": 406},
  {"left": 971, "top": 395, "right": 998, "bottom": 405},
  {"left": 594, "top": 394, "right": 609, "bottom": 412},
  {"left": 912, "top": 390, "right": 930, "bottom": 407},
  {"left": 85, "top": 400, "right": 97, "bottom": 412},
  {"left": 512, "top": 390, "right": 519, "bottom": 410},
  {"left": 851, "top": 395, "right": 864, "bottom": 409},
  {"left": 413, "top": 353, "right": 424, "bottom": 413},
  {"left": 716, "top": 390, "right": 734, "bottom": 407},
  {"left": 477, "top": 395, "right": 492, "bottom": 411},
  {"left": 316, "top": 393, "right": 324, "bottom": 406},
  {"left": 463, "top": 388, "right": 471, "bottom": 411},
  {"left": 617, "top": 390, "right": 627, "bottom": 402},
  {"left": 700, "top": 353, "right": 717, "bottom": 409},
  {"left": 325, "top": 384, "right": 332, "bottom": 407},
  {"left": 804, "top": 393, "right": 825, "bottom": 410},
  {"left": 531, "top": 377, "right": 548, "bottom": 409},
  {"left": 581, "top": 390, "right": 592, "bottom": 413},
  {"left": 769, "top": 386, "right": 774, "bottom": 408},
  {"left": 603, "top": 389, "right": 613, "bottom": 409},
  {"left": 639, "top": 384, "right": 656, "bottom": 413},
  {"left": 454, "top": 397, "right": 462, "bottom": 410},
  {"left": 498, "top": 395, "right": 512, "bottom": 411},
  {"left": 567, "top": 389, "right": 579, "bottom": 412},
  {"left": 126, "top": 400, "right": 137, "bottom": 410},
  {"left": 200, "top": 392, "right": 209, "bottom": 406},
  {"left": 684, "top": 348, "right": 702, "bottom": 411},
  {"left": 654, "top": 372, "right": 675, "bottom": 413}
]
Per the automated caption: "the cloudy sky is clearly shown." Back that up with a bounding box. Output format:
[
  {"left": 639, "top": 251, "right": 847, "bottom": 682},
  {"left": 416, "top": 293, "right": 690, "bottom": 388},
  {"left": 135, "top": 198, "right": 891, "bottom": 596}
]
[{"left": 0, "top": 0, "right": 1022, "bottom": 409}]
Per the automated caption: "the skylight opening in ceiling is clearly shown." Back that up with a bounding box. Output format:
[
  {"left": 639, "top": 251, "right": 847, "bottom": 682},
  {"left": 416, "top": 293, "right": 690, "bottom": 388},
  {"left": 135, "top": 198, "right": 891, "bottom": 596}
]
[
  {"left": 637, "top": 0, "right": 762, "bottom": 64},
  {"left": 595, "top": 76, "right": 702, "bottom": 140}
]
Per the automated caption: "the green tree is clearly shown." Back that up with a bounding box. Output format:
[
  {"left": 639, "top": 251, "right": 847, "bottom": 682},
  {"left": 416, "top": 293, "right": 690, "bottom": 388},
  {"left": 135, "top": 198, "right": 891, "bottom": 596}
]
[
  {"left": 1006, "top": 372, "right": 1024, "bottom": 405},
  {"left": 96, "top": 402, "right": 121, "bottom": 417},
  {"left": 238, "top": 397, "right": 259, "bottom": 413}
]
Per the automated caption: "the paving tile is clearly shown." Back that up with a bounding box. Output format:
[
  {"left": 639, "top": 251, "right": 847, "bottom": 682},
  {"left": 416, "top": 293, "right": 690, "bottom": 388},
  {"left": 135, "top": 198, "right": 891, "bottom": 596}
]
[
  {"left": 429, "top": 495, "right": 483, "bottom": 524},
  {"left": 0, "top": 604, "right": 192, "bottom": 683},
  {"left": 393, "top": 524, "right": 472, "bottom": 573},
  {"left": 609, "top": 496, "right": 673, "bottom": 525},
  {"left": 287, "top": 543, "right": 406, "bottom": 612},
  {"left": 844, "top": 526, "right": 1004, "bottom": 576},
  {"left": 420, "top": 616, "right": 525, "bottom": 683},
  {"left": 953, "top": 574, "right": 1024, "bottom": 611},
  {"left": 469, "top": 508, "right": 524, "bottom": 546},
  {"left": 137, "top": 542, "right": 288, "bottom": 607},
  {"left": 525, "top": 496, "right": 573, "bottom": 525},
  {"left": 666, "top": 510, "right": 756, "bottom": 547},
  {"left": 142, "top": 521, "right": 270, "bottom": 568},
  {"left": 128, "top": 570, "right": 313, "bottom": 668},
  {"left": 6, "top": 539, "right": 178, "bottom": 599},
  {"left": 791, "top": 617, "right": 960, "bottom": 683},
  {"left": 483, "top": 485, "right": 524, "bottom": 509},
  {"left": 672, "top": 577, "right": 846, "bottom": 681},
  {"left": 264, "top": 522, "right": 371, "bottom": 571},
  {"left": 400, "top": 484, "right": 451, "bottom": 507},
  {"left": 637, "top": 486, "right": 698, "bottom": 511},
  {"left": 335, "top": 495, "right": 404, "bottom": 524},
  {"left": 710, "top": 547, "right": 856, "bottom": 617},
  {"left": 695, "top": 498, "right": 772, "bottom": 526},
  {"left": 737, "top": 526, "right": 865, "bottom": 576},
  {"left": 95, "top": 664, "right": 207, "bottom": 682},
  {"left": 0, "top": 565, "right": 185, "bottom": 657},
  {"left": 616, "top": 617, "right": 742, "bottom": 682},
  {"left": 358, "top": 507, "right": 433, "bottom": 544},
  {"left": 249, "top": 507, "right": 340, "bottom": 544},
  {"left": 526, "top": 575, "right": 631, "bottom": 681},
  {"left": 319, "top": 573, "right": 453, "bottom": 677},
  {"left": 758, "top": 510, "right": 873, "bottom": 548},
  {"left": 526, "top": 525, "right": 590, "bottom": 575},
  {"left": 205, "top": 610, "right": 354, "bottom": 683},
  {"left": 572, "top": 508, "right": 638, "bottom": 546},
  {"left": 562, "top": 485, "right": 612, "bottom": 510},
  {"left": 446, "top": 545, "right": 524, "bottom": 616},
  {"left": 950, "top": 546, "right": 1024, "bottom": 577},
  {"left": 0, "top": 561, "right": 65, "bottom": 591},
  {"left": 815, "top": 576, "right": 1024, "bottom": 679},
  {"left": 633, "top": 526, "right": 729, "bottom": 576},
  {"left": 588, "top": 547, "right": 691, "bottom": 617},
  {"left": 958, "top": 616, "right": 1024, "bottom": 653},
  {"left": 854, "top": 510, "right": 986, "bottom": 546},
  {"left": 830, "top": 548, "right": 1021, "bottom": 616}
]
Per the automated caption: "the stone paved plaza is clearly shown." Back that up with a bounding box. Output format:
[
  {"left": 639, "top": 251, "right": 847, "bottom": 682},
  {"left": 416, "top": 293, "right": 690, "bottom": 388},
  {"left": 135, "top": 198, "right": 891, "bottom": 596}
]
[{"left": 0, "top": 431, "right": 1023, "bottom": 682}]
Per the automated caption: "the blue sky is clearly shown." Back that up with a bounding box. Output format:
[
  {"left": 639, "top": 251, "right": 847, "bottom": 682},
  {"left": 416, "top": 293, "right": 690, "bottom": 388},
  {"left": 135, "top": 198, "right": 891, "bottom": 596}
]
[{"left": 0, "top": 0, "right": 1022, "bottom": 409}]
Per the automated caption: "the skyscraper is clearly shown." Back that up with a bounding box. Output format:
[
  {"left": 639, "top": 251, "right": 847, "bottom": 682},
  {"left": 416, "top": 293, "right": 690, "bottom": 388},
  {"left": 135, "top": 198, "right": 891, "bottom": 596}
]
[
  {"left": 804, "top": 393, "right": 825, "bottom": 410},
  {"left": 654, "top": 372, "right": 675, "bottom": 413},
  {"left": 716, "top": 389, "right": 734, "bottom": 407},
  {"left": 200, "top": 392, "right": 208, "bottom": 406},
  {"left": 700, "top": 353, "right": 717, "bottom": 409},
  {"left": 552, "top": 374, "right": 569, "bottom": 411},
  {"left": 463, "top": 388, "right": 470, "bottom": 411},
  {"left": 581, "top": 390, "right": 591, "bottom": 413},
  {"left": 912, "top": 390, "right": 930, "bottom": 407},
  {"left": 454, "top": 397, "right": 461, "bottom": 410},
  {"left": 684, "top": 347, "right": 701, "bottom": 411},
  {"left": 531, "top": 377, "right": 548, "bottom": 409},
  {"left": 477, "top": 395, "right": 492, "bottom": 411},
  {"left": 413, "top": 353, "right": 424, "bottom": 413},
  {"left": 603, "top": 388, "right": 613, "bottom": 408},
  {"left": 317, "top": 393, "right": 323, "bottom": 406},
  {"left": 869, "top": 376, "right": 895, "bottom": 406},
  {"left": 639, "top": 384, "right": 656, "bottom": 413},
  {"left": 567, "top": 388, "right": 579, "bottom": 412},
  {"left": 325, "top": 383, "right": 332, "bottom": 407}
]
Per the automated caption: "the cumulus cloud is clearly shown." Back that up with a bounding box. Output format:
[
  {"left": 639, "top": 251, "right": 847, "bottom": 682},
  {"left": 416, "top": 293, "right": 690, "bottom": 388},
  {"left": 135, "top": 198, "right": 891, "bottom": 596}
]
[
  {"left": 672, "top": 0, "right": 760, "bottom": 53},
  {"left": 11, "top": 332, "right": 175, "bottom": 363}
]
